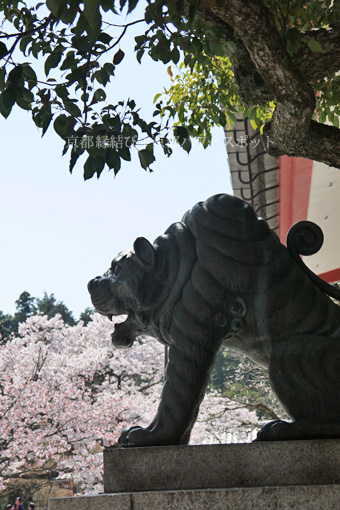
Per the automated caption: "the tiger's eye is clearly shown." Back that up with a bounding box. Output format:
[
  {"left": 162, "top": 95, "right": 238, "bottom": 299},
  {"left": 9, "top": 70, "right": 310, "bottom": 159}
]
[{"left": 111, "top": 263, "right": 122, "bottom": 277}]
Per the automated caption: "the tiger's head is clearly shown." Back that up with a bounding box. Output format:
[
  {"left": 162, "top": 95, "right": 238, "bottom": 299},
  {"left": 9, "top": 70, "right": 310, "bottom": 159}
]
[{"left": 88, "top": 237, "right": 158, "bottom": 348}]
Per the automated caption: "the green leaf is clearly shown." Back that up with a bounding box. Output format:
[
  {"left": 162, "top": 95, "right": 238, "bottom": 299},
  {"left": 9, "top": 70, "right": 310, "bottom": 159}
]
[
  {"left": 228, "top": 111, "right": 237, "bottom": 124},
  {"left": 226, "top": 41, "right": 237, "bottom": 54},
  {"left": 42, "top": 113, "right": 53, "bottom": 136},
  {"left": 118, "top": 145, "right": 131, "bottom": 161},
  {"left": 65, "top": 65, "right": 82, "bottom": 84},
  {"left": 0, "top": 68, "right": 5, "bottom": 92},
  {"left": 94, "top": 156, "right": 105, "bottom": 177},
  {"left": 103, "top": 62, "right": 115, "bottom": 75},
  {"left": 0, "top": 42, "right": 8, "bottom": 59},
  {"left": 105, "top": 149, "right": 121, "bottom": 174},
  {"left": 206, "top": 39, "right": 226, "bottom": 57},
  {"left": 84, "top": 0, "right": 101, "bottom": 30},
  {"left": 107, "top": 115, "right": 121, "bottom": 130},
  {"left": 136, "top": 48, "right": 144, "bottom": 64},
  {"left": 93, "top": 69, "right": 110, "bottom": 86},
  {"left": 83, "top": 155, "right": 105, "bottom": 179},
  {"left": 74, "top": 12, "right": 88, "bottom": 38},
  {"left": 306, "top": 39, "right": 323, "bottom": 52},
  {"left": 45, "top": 51, "right": 62, "bottom": 76},
  {"left": 19, "top": 36, "right": 31, "bottom": 55},
  {"left": 250, "top": 118, "right": 258, "bottom": 130},
  {"left": 54, "top": 114, "right": 69, "bottom": 139},
  {"left": 174, "top": 125, "right": 191, "bottom": 152},
  {"left": 22, "top": 65, "right": 37, "bottom": 88},
  {"left": 69, "top": 150, "right": 80, "bottom": 173},
  {"left": 128, "top": 0, "right": 139, "bottom": 13},
  {"left": 8, "top": 65, "right": 23, "bottom": 85},
  {"left": 287, "top": 27, "right": 301, "bottom": 42},
  {"left": 290, "top": 6, "right": 305, "bottom": 17},
  {"left": 138, "top": 148, "right": 155, "bottom": 170},
  {"left": 55, "top": 85, "right": 69, "bottom": 99},
  {"left": 31, "top": 41, "right": 41, "bottom": 59},
  {"left": 154, "top": 46, "right": 172, "bottom": 64},
  {"left": 181, "top": 138, "right": 192, "bottom": 153},
  {"left": 319, "top": 110, "right": 326, "bottom": 123},
  {"left": 2, "top": 88, "right": 16, "bottom": 110},
  {"left": 113, "top": 49, "right": 125, "bottom": 65},
  {"left": 171, "top": 47, "right": 180, "bottom": 64},
  {"left": 94, "top": 89, "right": 106, "bottom": 101},
  {"left": 84, "top": 155, "right": 96, "bottom": 180},
  {"left": 285, "top": 28, "right": 302, "bottom": 54},
  {"left": 60, "top": 3, "right": 78, "bottom": 24},
  {"left": 16, "top": 95, "right": 31, "bottom": 111},
  {"left": 98, "top": 33, "right": 113, "bottom": 44},
  {"left": 72, "top": 36, "right": 92, "bottom": 54},
  {"left": 60, "top": 52, "right": 77, "bottom": 71},
  {"left": 328, "top": 110, "right": 335, "bottom": 124},
  {"left": 46, "top": 0, "right": 59, "bottom": 16},
  {"left": 219, "top": 113, "right": 227, "bottom": 127},
  {"left": 86, "top": 20, "right": 102, "bottom": 42},
  {"left": 101, "top": 0, "right": 117, "bottom": 10},
  {"left": 64, "top": 101, "right": 82, "bottom": 117},
  {"left": 21, "top": 87, "right": 34, "bottom": 103},
  {"left": 135, "top": 35, "right": 147, "bottom": 49},
  {"left": 46, "top": 0, "right": 67, "bottom": 17},
  {"left": 188, "top": 3, "right": 197, "bottom": 24},
  {"left": 0, "top": 93, "right": 11, "bottom": 118},
  {"left": 153, "top": 93, "right": 162, "bottom": 103},
  {"left": 174, "top": 126, "right": 188, "bottom": 139}
]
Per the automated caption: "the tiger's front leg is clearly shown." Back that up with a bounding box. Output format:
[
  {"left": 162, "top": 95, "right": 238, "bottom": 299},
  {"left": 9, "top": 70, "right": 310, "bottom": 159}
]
[{"left": 119, "top": 340, "right": 219, "bottom": 447}]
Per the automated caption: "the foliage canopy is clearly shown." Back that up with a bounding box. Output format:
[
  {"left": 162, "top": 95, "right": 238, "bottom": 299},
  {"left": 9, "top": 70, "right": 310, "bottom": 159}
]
[
  {"left": 1, "top": 0, "right": 340, "bottom": 178},
  {"left": 0, "top": 291, "right": 83, "bottom": 339}
]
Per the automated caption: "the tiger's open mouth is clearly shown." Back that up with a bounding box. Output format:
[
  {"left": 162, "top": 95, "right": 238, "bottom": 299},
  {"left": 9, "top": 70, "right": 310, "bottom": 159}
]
[
  {"left": 111, "top": 314, "right": 129, "bottom": 328},
  {"left": 110, "top": 314, "right": 136, "bottom": 349}
]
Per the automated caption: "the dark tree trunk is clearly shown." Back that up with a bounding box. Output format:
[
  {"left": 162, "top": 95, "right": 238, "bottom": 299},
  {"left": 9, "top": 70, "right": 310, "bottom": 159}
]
[{"left": 200, "top": 0, "right": 340, "bottom": 168}]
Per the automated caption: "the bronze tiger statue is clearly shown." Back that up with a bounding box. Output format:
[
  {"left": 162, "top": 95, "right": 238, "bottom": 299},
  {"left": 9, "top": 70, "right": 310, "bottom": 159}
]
[{"left": 88, "top": 194, "right": 340, "bottom": 446}]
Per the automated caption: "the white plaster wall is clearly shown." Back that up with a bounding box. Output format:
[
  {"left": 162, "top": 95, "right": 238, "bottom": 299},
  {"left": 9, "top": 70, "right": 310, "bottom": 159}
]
[{"left": 305, "top": 162, "right": 340, "bottom": 275}]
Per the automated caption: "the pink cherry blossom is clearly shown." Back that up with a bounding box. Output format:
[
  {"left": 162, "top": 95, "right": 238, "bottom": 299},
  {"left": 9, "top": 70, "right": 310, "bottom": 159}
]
[{"left": 0, "top": 314, "right": 258, "bottom": 494}]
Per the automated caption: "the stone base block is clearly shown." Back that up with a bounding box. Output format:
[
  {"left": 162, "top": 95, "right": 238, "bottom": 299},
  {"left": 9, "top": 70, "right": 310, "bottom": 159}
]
[
  {"left": 104, "top": 439, "right": 340, "bottom": 493},
  {"left": 49, "top": 485, "right": 340, "bottom": 510},
  {"left": 48, "top": 440, "right": 340, "bottom": 510}
]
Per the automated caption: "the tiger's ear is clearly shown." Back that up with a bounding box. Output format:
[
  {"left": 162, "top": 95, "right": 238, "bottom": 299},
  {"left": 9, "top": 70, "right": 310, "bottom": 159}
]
[{"left": 133, "top": 237, "right": 155, "bottom": 270}]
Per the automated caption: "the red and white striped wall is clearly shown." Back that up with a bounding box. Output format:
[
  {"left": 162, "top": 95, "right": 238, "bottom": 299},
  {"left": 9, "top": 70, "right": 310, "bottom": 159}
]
[{"left": 278, "top": 157, "right": 340, "bottom": 283}]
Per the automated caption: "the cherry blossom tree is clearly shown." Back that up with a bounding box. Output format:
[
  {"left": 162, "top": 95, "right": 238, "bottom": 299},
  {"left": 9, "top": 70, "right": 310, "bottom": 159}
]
[{"left": 0, "top": 313, "right": 259, "bottom": 498}]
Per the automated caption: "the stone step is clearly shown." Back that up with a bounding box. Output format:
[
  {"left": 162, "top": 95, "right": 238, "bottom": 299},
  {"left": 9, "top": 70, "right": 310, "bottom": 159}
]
[
  {"left": 103, "top": 439, "right": 340, "bottom": 493},
  {"left": 49, "top": 484, "right": 340, "bottom": 510}
]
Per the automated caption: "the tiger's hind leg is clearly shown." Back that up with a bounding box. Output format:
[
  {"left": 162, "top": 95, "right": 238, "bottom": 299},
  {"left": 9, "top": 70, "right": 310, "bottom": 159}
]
[{"left": 257, "top": 335, "right": 340, "bottom": 441}]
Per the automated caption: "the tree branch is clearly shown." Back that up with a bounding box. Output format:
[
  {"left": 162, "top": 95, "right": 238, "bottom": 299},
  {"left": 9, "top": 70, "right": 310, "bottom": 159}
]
[
  {"left": 204, "top": 0, "right": 340, "bottom": 168},
  {"left": 211, "top": 0, "right": 315, "bottom": 120},
  {"left": 265, "top": 118, "right": 340, "bottom": 168}
]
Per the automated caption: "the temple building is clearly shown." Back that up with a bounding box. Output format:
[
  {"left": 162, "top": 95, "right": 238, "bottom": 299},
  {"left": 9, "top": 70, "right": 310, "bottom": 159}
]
[{"left": 226, "top": 116, "right": 340, "bottom": 286}]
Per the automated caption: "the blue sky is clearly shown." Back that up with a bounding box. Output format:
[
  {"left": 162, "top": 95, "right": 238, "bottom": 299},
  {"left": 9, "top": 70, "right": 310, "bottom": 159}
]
[{"left": 0, "top": 7, "right": 232, "bottom": 319}]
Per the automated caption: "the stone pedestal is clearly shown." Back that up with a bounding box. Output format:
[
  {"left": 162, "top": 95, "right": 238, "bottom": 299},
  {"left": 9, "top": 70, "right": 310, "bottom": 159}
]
[{"left": 49, "top": 439, "right": 340, "bottom": 510}]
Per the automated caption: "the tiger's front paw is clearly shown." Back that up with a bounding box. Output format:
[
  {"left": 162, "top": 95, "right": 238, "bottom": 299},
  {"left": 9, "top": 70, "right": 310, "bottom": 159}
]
[
  {"left": 118, "top": 425, "right": 182, "bottom": 447},
  {"left": 255, "top": 420, "right": 292, "bottom": 441}
]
